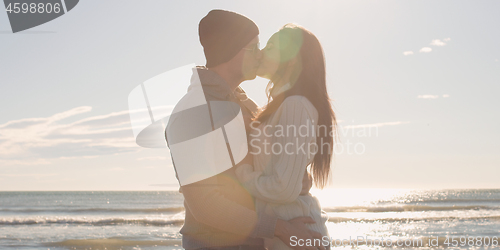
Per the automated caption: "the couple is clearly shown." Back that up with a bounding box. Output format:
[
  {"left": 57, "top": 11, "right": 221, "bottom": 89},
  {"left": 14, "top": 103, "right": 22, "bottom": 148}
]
[{"left": 166, "top": 9, "right": 337, "bottom": 250}]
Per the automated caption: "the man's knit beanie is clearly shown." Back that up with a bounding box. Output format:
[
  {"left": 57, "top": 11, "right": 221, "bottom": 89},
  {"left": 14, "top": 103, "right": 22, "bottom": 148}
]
[{"left": 199, "top": 10, "right": 259, "bottom": 67}]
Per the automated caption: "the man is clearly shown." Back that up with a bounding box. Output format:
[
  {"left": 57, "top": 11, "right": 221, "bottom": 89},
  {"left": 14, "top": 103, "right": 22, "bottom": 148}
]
[{"left": 166, "top": 10, "right": 324, "bottom": 250}]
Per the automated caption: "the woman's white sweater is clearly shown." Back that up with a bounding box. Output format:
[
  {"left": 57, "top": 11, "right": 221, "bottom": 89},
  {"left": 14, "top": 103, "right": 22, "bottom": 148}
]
[{"left": 236, "top": 95, "right": 329, "bottom": 250}]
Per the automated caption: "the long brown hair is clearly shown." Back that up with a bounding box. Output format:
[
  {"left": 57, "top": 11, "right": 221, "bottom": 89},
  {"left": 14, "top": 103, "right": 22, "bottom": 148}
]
[{"left": 255, "top": 24, "right": 337, "bottom": 189}]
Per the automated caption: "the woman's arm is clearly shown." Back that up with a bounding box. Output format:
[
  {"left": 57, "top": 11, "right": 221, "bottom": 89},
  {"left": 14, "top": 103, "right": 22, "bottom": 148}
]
[{"left": 236, "top": 97, "right": 318, "bottom": 204}]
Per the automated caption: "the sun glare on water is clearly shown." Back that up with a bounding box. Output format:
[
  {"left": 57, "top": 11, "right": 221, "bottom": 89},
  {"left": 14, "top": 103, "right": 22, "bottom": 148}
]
[
  {"left": 310, "top": 188, "right": 413, "bottom": 208},
  {"left": 310, "top": 188, "right": 429, "bottom": 244}
]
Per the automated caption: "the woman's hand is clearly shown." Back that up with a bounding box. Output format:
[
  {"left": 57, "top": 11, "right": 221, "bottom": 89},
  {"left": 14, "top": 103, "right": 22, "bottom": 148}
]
[
  {"left": 235, "top": 153, "right": 261, "bottom": 183},
  {"left": 300, "top": 171, "right": 313, "bottom": 195},
  {"left": 239, "top": 151, "right": 253, "bottom": 166}
]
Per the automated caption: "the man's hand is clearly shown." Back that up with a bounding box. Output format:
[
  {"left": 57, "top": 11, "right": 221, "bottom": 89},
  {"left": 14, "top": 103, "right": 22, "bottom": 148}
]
[
  {"left": 300, "top": 171, "right": 313, "bottom": 195},
  {"left": 274, "top": 217, "right": 326, "bottom": 250},
  {"left": 239, "top": 152, "right": 253, "bottom": 166}
]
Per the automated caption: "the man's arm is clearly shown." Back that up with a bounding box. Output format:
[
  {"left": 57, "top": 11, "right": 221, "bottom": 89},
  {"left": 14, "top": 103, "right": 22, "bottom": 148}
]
[
  {"left": 181, "top": 175, "right": 325, "bottom": 250},
  {"left": 180, "top": 174, "right": 276, "bottom": 239}
]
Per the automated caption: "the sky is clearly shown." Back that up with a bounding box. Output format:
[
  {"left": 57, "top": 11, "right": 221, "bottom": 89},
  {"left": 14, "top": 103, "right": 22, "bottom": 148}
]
[{"left": 0, "top": 0, "right": 499, "bottom": 191}]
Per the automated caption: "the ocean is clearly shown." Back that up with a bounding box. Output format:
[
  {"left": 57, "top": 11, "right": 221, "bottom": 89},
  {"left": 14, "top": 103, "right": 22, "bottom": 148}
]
[{"left": 0, "top": 189, "right": 499, "bottom": 249}]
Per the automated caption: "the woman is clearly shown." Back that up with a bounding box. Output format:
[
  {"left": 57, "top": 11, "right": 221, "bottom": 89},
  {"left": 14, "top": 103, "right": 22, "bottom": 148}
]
[{"left": 235, "top": 23, "right": 337, "bottom": 250}]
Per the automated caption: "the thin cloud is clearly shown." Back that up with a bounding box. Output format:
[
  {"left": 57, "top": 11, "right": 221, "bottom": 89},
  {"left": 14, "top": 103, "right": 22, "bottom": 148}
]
[
  {"left": 419, "top": 47, "right": 432, "bottom": 53},
  {"left": 71, "top": 110, "right": 134, "bottom": 128},
  {"left": 0, "top": 173, "right": 57, "bottom": 177},
  {"left": 430, "top": 39, "right": 446, "bottom": 46},
  {"left": 149, "top": 183, "right": 180, "bottom": 187},
  {"left": 404, "top": 38, "right": 449, "bottom": 56},
  {"left": 0, "top": 106, "right": 92, "bottom": 130},
  {"left": 0, "top": 107, "right": 140, "bottom": 165},
  {"left": 417, "top": 94, "right": 450, "bottom": 99},
  {"left": 0, "top": 159, "right": 51, "bottom": 166},
  {"left": 344, "top": 121, "right": 410, "bottom": 129},
  {"left": 137, "top": 156, "right": 168, "bottom": 161},
  {"left": 418, "top": 95, "right": 440, "bottom": 99}
]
